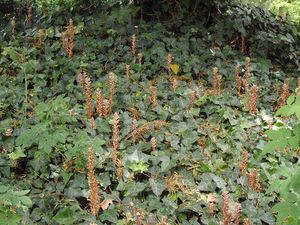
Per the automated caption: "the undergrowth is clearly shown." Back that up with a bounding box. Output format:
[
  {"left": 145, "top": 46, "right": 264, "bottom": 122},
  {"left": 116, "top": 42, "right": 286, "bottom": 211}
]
[{"left": 0, "top": 0, "right": 299, "bottom": 224}]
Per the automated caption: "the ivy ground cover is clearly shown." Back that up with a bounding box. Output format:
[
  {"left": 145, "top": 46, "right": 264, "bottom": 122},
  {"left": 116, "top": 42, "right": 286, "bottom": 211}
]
[{"left": 0, "top": 2, "right": 300, "bottom": 224}]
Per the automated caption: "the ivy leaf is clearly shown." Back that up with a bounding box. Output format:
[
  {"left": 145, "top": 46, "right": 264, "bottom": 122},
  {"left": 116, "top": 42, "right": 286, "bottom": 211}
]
[
  {"left": 170, "top": 64, "right": 180, "bottom": 75},
  {"left": 8, "top": 148, "right": 26, "bottom": 161},
  {"left": 149, "top": 178, "right": 166, "bottom": 196}
]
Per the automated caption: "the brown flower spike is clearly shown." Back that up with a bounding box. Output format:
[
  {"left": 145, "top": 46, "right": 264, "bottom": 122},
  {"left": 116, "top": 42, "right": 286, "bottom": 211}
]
[
  {"left": 212, "top": 67, "right": 221, "bottom": 95},
  {"left": 188, "top": 90, "right": 196, "bottom": 109},
  {"left": 243, "top": 57, "right": 251, "bottom": 89},
  {"left": 131, "top": 118, "right": 138, "bottom": 143},
  {"left": 207, "top": 194, "right": 216, "bottom": 215},
  {"left": 131, "top": 34, "right": 136, "bottom": 56},
  {"left": 96, "top": 88, "right": 104, "bottom": 117},
  {"left": 240, "top": 150, "right": 248, "bottom": 176},
  {"left": 151, "top": 137, "right": 157, "bottom": 152},
  {"left": 172, "top": 77, "right": 179, "bottom": 92},
  {"left": 61, "top": 19, "right": 75, "bottom": 58},
  {"left": 241, "top": 34, "right": 245, "bottom": 55},
  {"left": 103, "top": 99, "right": 110, "bottom": 117},
  {"left": 85, "top": 76, "right": 93, "bottom": 120},
  {"left": 116, "top": 158, "right": 123, "bottom": 179},
  {"left": 278, "top": 83, "right": 290, "bottom": 108},
  {"left": 150, "top": 85, "right": 158, "bottom": 106},
  {"left": 167, "top": 53, "right": 173, "bottom": 74},
  {"left": 42, "top": 0, "right": 47, "bottom": 16},
  {"left": 109, "top": 72, "right": 116, "bottom": 114},
  {"left": 243, "top": 218, "right": 251, "bottom": 225},
  {"left": 126, "top": 64, "right": 130, "bottom": 80},
  {"left": 248, "top": 169, "right": 261, "bottom": 192},
  {"left": 234, "top": 203, "right": 242, "bottom": 225},
  {"left": 235, "top": 64, "right": 242, "bottom": 95},
  {"left": 138, "top": 52, "right": 143, "bottom": 65},
  {"left": 222, "top": 192, "right": 232, "bottom": 225},
  {"left": 112, "top": 112, "right": 120, "bottom": 163},
  {"left": 249, "top": 85, "right": 258, "bottom": 114},
  {"left": 87, "top": 147, "right": 100, "bottom": 216},
  {"left": 26, "top": 0, "right": 32, "bottom": 25}
]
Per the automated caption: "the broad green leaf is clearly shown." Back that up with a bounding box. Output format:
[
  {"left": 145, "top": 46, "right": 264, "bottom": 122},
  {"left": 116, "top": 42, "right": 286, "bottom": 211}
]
[
  {"left": 8, "top": 148, "right": 26, "bottom": 161},
  {"left": 170, "top": 64, "right": 180, "bottom": 75},
  {"left": 53, "top": 208, "right": 77, "bottom": 225},
  {"left": 149, "top": 178, "right": 166, "bottom": 196}
]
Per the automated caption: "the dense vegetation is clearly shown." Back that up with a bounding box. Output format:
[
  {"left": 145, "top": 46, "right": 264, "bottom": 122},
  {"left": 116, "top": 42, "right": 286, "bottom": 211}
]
[{"left": 0, "top": 0, "right": 299, "bottom": 224}]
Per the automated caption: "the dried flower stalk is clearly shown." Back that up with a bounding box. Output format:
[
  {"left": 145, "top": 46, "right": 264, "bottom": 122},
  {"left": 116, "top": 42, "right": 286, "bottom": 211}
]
[
  {"left": 35, "top": 29, "right": 45, "bottom": 47},
  {"left": 129, "top": 202, "right": 142, "bottom": 225},
  {"left": 77, "top": 70, "right": 87, "bottom": 87},
  {"left": 268, "top": 118, "right": 273, "bottom": 130},
  {"left": 150, "top": 85, "right": 158, "bottom": 106},
  {"left": 241, "top": 34, "right": 245, "bottom": 54},
  {"left": 212, "top": 67, "right": 221, "bottom": 95},
  {"left": 128, "top": 107, "right": 141, "bottom": 120},
  {"left": 112, "top": 112, "right": 120, "bottom": 163},
  {"left": 151, "top": 137, "right": 157, "bottom": 152},
  {"left": 235, "top": 64, "right": 242, "bottom": 95},
  {"left": 103, "top": 99, "right": 110, "bottom": 117},
  {"left": 243, "top": 218, "right": 251, "bottom": 225},
  {"left": 5, "top": 128, "right": 13, "bottom": 137},
  {"left": 172, "top": 77, "right": 178, "bottom": 92},
  {"left": 240, "top": 150, "right": 248, "bottom": 176},
  {"left": 18, "top": 0, "right": 22, "bottom": 16},
  {"left": 153, "top": 120, "right": 168, "bottom": 130},
  {"left": 126, "top": 64, "right": 130, "bottom": 80},
  {"left": 85, "top": 76, "right": 93, "bottom": 119},
  {"left": 109, "top": 72, "right": 116, "bottom": 114},
  {"left": 222, "top": 192, "right": 232, "bottom": 225},
  {"left": 243, "top": 57, "right": 251, "bottom": 89},
  {"left": 96, "top": 88, "right": 104, "bottom": 117},
  {"left": 87, "top": 147, "right": 100, "bottom": 216},
  {"left": 131, "top": 34, "right": 136, "bottom": 56},
  {"left": 207, "top": 194, "right": 216, "bottom": 215},
  {"left": 116, "top": 158, "right": 123, "bottom": 179},
  {"left": 249, "top": 85, "right": 258, "bottom": 114},
  {"left": 89, "top": 117, "right": 96, "bottom": 130},
  {"left": 42, "top": 0, "right": 47, "bottom": 16},
  {"left": 61, "top": 19, "right": 75, "bottom": 58},
  {"left": 217, "top": 75, "right": 222, "bottom": 95},
  {"left": 248, "top": 169, "right": 261, "bottom": 192},
  {"left": 67, "top": 19, "right": 75, "bottom": 58},
  {"left": 11, "top": 18, "right": 16, "bottom": 34},
  {"left": 188, "top": 90, "right": 196, "bottom": 109},
  {"left": 278, "top": 83, "right": 290, "bottom": 108},
  {"left": 131, "top": 118, "right": 138, "bottom": 143},
  {"left": 234, "top": 203, "right": 242, "bottom": 225},
  {"left": 167, "top": 53, "right": 173, "bottom": 74},
  {"left": 26, "top": 0, "right": 32, "bottom": 25},
  {"left": 138, "top": 52, "right": 143, "bottom": 65}
]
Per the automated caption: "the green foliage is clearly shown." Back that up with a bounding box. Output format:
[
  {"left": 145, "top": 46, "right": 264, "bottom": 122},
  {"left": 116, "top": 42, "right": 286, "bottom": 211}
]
[
  {"left": 0, "top": 185, "right": 32, "bottom": 225},
  {"left": 250, "top": 0, "right": 300, "bottom": 23},
  {"left": 0, "top": 0, "right": 299, "bottom": 224},
  {"left": 261, "top": 91, "right": 300, "bottom": 224}
]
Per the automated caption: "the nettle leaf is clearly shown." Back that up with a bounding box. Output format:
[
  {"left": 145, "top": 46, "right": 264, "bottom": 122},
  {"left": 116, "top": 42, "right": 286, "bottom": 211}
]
[
  {"left": 259, "top": 129, "right": 292, "bottom": 158},
  {"left": 149, "top": 178, "right": 166, "bottom": 196},
  {"left": 272, "top": 193, "right": 300, "bottom": 225}
]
